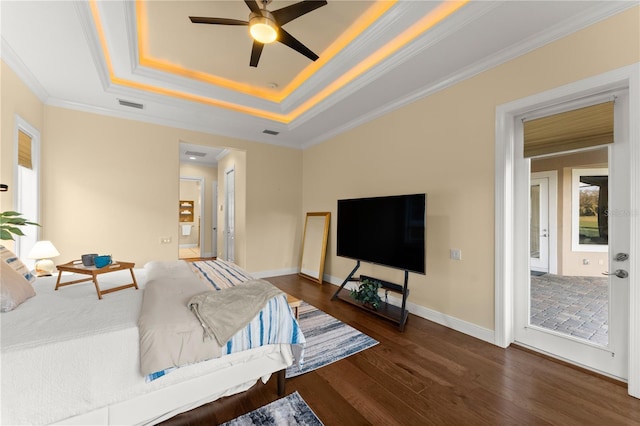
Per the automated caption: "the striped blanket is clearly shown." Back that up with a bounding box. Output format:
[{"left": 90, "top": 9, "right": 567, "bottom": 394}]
[{"left": 145, "top": 260, "right": 305, "bottom": 381}]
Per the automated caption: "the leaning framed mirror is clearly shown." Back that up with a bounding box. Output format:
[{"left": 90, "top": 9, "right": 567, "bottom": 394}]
[{"left": 299, "top": 212, "right": 330, "bottom": 284}]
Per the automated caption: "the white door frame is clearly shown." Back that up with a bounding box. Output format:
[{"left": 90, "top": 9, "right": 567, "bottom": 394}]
[
  {"left": 495, "top": 64, "right": 639, "bottom": 397},
  {"left": 224, "top": 167, "right": 235, "bottom": 263},
  {"left": 530, "top": 171, "right": 558, "bottom": 274},
  {"left": 212, "top": 182, "right": 218, "bottom": 257}
]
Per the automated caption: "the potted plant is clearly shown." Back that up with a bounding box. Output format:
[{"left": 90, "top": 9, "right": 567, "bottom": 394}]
[
  {"left": 0, "top": 211, "right": 40, "bottom": 240},
  {"left": 350, "top": 278, "right": 382, "bottom": 310}
]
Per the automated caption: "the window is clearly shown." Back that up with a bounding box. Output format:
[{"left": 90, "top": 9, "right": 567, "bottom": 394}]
[
  {"left": 571, "top": 167, "right": 608, "bottom": 252},
  {"left": 14, "top": 117, "right": 40, "bottom": 266}
]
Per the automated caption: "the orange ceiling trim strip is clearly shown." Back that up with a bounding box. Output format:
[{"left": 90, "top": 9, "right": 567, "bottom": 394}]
[
  {"left": 89, "top": 1, "right": 115, "bottom": 78},
  {"left": 284, "top": 0, "right": 470, "bottom": 121},
  {"left": 279, "top": 0, "right": 396, "bottom": 102},
  {"left": 135, "top": 0, "right": 396, "bottom": 102},
  {"left": 111, "top": 76, "right": 287, "bottom": 122},
  {"left": 90, "top": 0, "right": 288, "bottom": 122},
  {"left": 136, "top": 0, "right": 276, "bottom": 100},
  {"left": 91, "top": 0, "right": 469, "bottom": 124}
]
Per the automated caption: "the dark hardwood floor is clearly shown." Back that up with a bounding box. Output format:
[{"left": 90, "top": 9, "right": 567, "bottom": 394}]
[{"left": 161, "top": 274, "right": 640, "bottom": 425}]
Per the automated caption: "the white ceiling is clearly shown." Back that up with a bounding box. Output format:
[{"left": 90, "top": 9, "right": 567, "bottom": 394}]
[{"left": 1, "top": 1, "right": 635, "bottom": 167}]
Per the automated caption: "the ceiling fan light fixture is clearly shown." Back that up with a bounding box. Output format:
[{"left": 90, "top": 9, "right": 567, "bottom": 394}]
[{"left": 249, "top": 11, "right": 278, "bottom": 44}]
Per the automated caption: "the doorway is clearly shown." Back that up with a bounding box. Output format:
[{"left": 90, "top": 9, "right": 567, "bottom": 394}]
[
  {"left": 530, "top": 172, "right": 557, "bottom": 275},
  {"left": 523, "top": 147, "right": 620, "bottom": 361},
  {"left": 518, "top": 100, "right": 628, "bottom": 379},
  {"left": 179, "top": 177, "right": 204, "bottom": 259},
  {"left": 495, "top": 65, "right": 639, "bottom": 396}
]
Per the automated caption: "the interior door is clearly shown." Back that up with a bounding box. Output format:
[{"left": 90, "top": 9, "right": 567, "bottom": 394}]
[
  {"left": 516, "top": 93, "right": 630, "bottom": 380},
  {"left": 530, "top": 176, "right": 549, "bottom": 273},
  {"left": 212, "top": 182, "right": 218, "bottom": 257},
  {"left": 224, "top": 168, "right": 235, "bottom": 263}
]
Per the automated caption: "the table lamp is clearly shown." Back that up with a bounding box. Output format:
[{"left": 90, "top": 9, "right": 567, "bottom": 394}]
[{"left": 28, "top": 240, "right": 60, "bottom": 277}]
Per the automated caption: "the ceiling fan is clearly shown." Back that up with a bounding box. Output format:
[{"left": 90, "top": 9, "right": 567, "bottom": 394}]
[{"left": 189, "top": 0, "right": 328, "bottom": 67}]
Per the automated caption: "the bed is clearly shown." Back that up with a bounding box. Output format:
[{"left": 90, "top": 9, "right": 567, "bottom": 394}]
[{"left": 1, "top": 257, "right": 304, "bottom": 425}]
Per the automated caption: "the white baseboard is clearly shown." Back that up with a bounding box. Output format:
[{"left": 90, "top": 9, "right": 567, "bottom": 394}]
[
  {"left": 179, "top": 244, "right": 197, "bottom": 248},
  {"left": 324, "top": 273, "right": 495, "bottom": 345}
]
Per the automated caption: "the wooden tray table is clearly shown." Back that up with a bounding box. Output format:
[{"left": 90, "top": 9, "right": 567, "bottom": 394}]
[{"left": 55, "top": 260, "right": 138, "bottom": 299}]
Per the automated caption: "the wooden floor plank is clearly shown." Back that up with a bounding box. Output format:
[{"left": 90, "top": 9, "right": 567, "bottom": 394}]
[{"left": 161, "top": 274, "right": 640, "bottom": 425}]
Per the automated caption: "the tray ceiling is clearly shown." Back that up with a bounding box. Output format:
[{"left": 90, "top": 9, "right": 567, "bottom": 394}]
[{"left": 1, "top": 1, "right": 634, "bottom": 151}]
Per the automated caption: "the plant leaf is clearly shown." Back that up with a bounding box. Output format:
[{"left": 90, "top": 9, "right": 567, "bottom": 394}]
[
  {"left": 0, "top": 229, "right": 14, "bottom": 240},
  {"left": 2, "top": 226, "right": 25, "bottom": 236}
]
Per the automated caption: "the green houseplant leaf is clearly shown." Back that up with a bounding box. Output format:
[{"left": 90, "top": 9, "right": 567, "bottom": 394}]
[
  {"left": 0, "top": 211, "right": 40, "bottom": 241},
  {"left": 349, "top": 278, "right": 382, "bottom": 310}
]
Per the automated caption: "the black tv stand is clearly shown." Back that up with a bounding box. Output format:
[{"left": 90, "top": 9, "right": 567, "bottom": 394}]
[{"left": 331, "top": 261, "right": 410, "bottom": 331}]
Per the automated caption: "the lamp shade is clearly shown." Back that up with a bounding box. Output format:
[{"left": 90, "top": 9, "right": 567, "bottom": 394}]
[{"left": 27, "top": 241, "right": 60, "bottom": 259}]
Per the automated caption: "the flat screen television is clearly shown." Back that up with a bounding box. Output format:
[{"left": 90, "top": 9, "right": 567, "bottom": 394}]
[{"left": 337, "top": 194, "right": 426, "bottom": 274}]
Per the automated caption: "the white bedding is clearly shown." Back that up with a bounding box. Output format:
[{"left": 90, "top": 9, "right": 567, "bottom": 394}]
[{"left": 1, "top": 267, "right": 294, "bottom": 425}]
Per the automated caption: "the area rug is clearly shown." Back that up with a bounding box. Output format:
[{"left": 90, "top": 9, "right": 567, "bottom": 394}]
[
  {"left": 286, "top": 302, "right": 378, "bottom": 378},
  {"left": 221, "top": 391, "right": 323, "bottom": 425}
]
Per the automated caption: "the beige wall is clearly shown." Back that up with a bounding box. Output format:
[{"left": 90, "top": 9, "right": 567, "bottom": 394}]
[
  {"left": 302, "top": 7, "right": 639, "bottom": 330},
  {"left": 180, "top": 163, "right": 218, "bottom": 254},
  {"left": 245, "top": 142, "right": 303, "bottom": 273},
  {"left": 0, "top": 62, "right": 45, "bottom": 251},
  {"left": 217, "top": 149, "right": 247, "bottom": 265},
  {"left": 0, "top": 67, "right": 303, "bottom": 269}
]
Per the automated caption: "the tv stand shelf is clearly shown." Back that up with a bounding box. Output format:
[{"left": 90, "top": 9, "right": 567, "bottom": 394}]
[{"left": 331, "top": 261, "right": 410, "bottom": 331}]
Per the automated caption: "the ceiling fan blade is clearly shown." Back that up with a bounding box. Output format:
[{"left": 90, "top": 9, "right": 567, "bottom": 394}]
[
  {"left": 189, "top": 16, "right": 248, "bottom": 26},
  {"left": 277, "top": 28, "right": 319, "bottom": 62},
  {"left": 250, "top": 41, "right": 264, "bottom": 67},
  {"left": 272, "top": 0, "right": 327, "bottom": 26},
  {"left": 244, "top": 0, "right": 261, "bottom": 14}
]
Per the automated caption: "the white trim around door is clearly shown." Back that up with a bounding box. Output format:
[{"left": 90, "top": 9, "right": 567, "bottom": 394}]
[
  {"left": 495, "top": 63, "right": 640, "bottom": 397},
  {"left": 530, "top": 171, "right": 558, "bottom": 275}
]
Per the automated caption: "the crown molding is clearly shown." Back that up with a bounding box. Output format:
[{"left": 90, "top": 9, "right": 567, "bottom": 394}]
[
  {"left": 73, "top": 1, "right": 111, "bottom": 92},
  {"left": 278, "top": 1, "right": 413, "bottom": 112},
  {"left": 45, "top": 95, "right": 301, "bottom": 150},
  {"left": 288, "top": 1, "right": 499, "bottom": 132},
  {"left": 0, "top": 38, "right": 50, "bottom": 103},
  {"left": 301, "top": 1, "right": 639, "bottom": 148},
  {"left": 123, "top": 0, "right": 139, "bottom": 74}
]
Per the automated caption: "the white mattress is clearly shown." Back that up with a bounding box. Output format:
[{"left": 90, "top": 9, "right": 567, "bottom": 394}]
[{"left": 1, "top": 268, "right": 293, "bottom": 425}]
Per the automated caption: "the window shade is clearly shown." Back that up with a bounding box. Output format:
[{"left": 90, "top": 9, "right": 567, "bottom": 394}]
[
  {"left": 18, "top": 130, "right": 32, "bottom": 169},
  {"left": 523, "top": 101, "right": 613, "bottom": 158}
]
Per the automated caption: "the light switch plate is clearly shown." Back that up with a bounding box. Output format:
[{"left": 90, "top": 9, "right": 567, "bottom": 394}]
[{"left": 450, "top": 248, "right": 462, "bottom": 260}]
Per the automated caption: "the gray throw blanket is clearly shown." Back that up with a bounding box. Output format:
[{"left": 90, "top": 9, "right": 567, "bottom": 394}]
[{"left": 188, "top": 279, "right": 284, "bottom": 346}]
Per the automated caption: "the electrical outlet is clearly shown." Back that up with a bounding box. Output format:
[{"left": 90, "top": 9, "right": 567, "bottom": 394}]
[
  {"left": 160, "top": 237, "right": 172, "bottom": 244},
  {"left": 450, "top": 249, "right": 462, "bottom": 260}
]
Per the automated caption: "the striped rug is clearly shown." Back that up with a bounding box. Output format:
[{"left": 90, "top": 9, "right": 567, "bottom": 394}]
[{"left": 286, "top": 302, "right": 379, "bottom": 378}]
